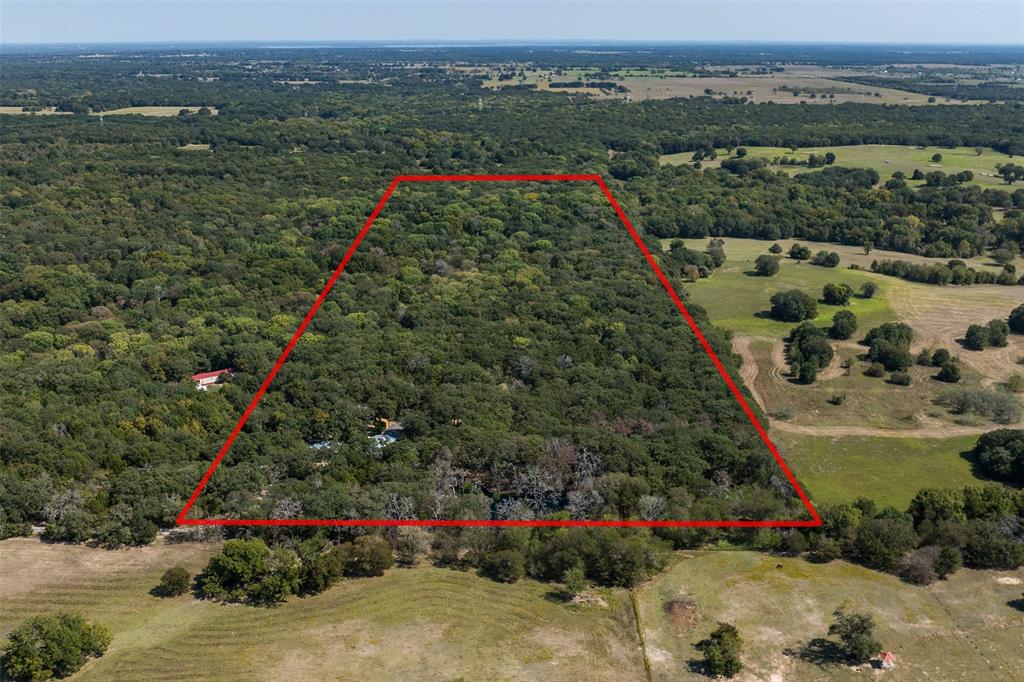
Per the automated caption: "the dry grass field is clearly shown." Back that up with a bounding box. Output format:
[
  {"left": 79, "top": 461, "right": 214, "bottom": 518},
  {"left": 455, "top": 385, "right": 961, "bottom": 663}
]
[
  {"left": 638, "top": 551, "right": 1024, "bottom": 682},
  {"left": 95, "top": 106, "right": 218, "bottom": 117},
  {"left": 0, "top": 538, "right": 644, "bottom": 682},
  {"left": 3, "top": 539, "right": 1021, "bottom": 681}
]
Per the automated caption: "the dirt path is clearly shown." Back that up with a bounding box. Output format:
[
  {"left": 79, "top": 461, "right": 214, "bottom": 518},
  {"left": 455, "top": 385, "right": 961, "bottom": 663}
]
[{"left": 731, "top": 335, "right": 1018, "bottom": 439}]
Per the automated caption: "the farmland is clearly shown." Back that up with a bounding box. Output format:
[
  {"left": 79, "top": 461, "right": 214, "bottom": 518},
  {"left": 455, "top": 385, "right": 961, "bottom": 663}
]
[
  {"left": 0, "top": 538, "right": 644, "bottom": 681},
  {"left": 3, "top": 538, "right": 1021, "bottom": 681},
  {"left": 661, "top": 144, "right": 1016, "bottom": 188}
]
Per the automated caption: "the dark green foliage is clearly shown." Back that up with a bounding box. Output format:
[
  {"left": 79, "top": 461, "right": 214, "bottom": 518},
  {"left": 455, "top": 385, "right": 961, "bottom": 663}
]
[
  {"left": 986, "top": 319, "right": 1009, "bottom": 347},
  {"left": 199, "top": 539, "right": 301, "bottom": 605},
  {"left": 964, "top": 324, "right": 990, "bottom": 350},
  {"left": 1009, "top": 304, "right": 1024, "bottom": 333},
  {"left": 810, "top": 251, "right": 840, "bottom": 268},
  {"left": 345, "top": 535, "right": 394, "bottom": 578},
  {"left": 864, "top": 323, "right": 914, "bottom": 371},
  {"left": 753, "top": 254, "right": 779, "bottom": 276},
  {"left": 889, "top": 371, "right": 911, "bottom": 386},
  {"left": 828, "top": 310, "right": 857, "bottom": 340},
  {"left": 696, "top": 622, "right": 744, "bottom": 677},
  {"left": 828, "top": 609, "right": 881, "bottom": 663},
  {"left": 768, "top": 243, "right": 783, "bottom": 254},
  {"left": 970, "top": 429, "right": 1024, "bottom": 485},
  {"left": 480, "top": 549, "right": 526, "bottom": 583},
  {"left": 821, "top": 282, "right": 852, "bottom": 306},
  {"left": 864, "top": 362, "right": 886, "bottom": 378},
  {"left": 931, "top": 348, "right": 952, "bottom": 367},
  {"left": 1, "top": 612, "right": 111, "bottom": 681},
  {"left": 770, "top": 290, "right": 818, "bottom": 322},
  {"left": 788, "top": 322, "right": 834, "bottom": 384},
  {"left": 157, "top": 566, "right": 192, "bottom": 597},
  {"left": 788, "top": 243, "right": 812, "bottom": 261},
  {"left": 851, "top": 513, "right": 918, "bottom": 570},
  {"left": 936, "top": 361, "right": 961, "bottom": 383},
  {"left": 859, "top": 282, "right": 878, "bottom": 299}
]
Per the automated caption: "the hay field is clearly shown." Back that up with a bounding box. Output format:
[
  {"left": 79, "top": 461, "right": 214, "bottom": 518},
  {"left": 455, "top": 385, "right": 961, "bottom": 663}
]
[{"left": 0, "top": 538, "right": 644, "bottom": 682}]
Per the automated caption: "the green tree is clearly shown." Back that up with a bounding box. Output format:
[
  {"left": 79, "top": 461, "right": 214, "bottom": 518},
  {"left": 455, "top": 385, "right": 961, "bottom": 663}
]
[
  {"left": 788, "top": 243, "right": 811, "bottom": 261},
  {"left": 157, "top": 566, "right": 191, "bottom": 597},
  {"left": 770, "top": 290, "right": 818, "bottom": 322},
  {"left": 753, "top": 254, "right": 779, "bottom": 276},
  {"left": 859, "top": 282, "right": 878, "bottom": 298},
  {"left": 1, "top": 612, "right": 111, "bottom": 681},
  {"left": 829, "top": 310, "right": 858, "bottom": 340},
  {"left": 828, "top": 609, "right": 881, "bottom": 664},
  {"left": 481, "top": 549, "right": 526, "bottom": 583},
  {"left": 696, "top": 622, "right": 744, "bottom": 677},
  {"left": 822, "top": 282, "right": 852, "bottom": 306},
  {"left": 768, "top": 243, "right": 783, "bottom": 254},
  {"left": 1008, "top": 304, "right": 1024, "bottom": 334},
  {"left": 964, "top": 324, "right": 990, "bottom": 350},
  {"left": 562, "top": 566, "right": 588, "bottom": 598},
  {"left": 346, "top": 535, "right": 394, "bottom": 577}
]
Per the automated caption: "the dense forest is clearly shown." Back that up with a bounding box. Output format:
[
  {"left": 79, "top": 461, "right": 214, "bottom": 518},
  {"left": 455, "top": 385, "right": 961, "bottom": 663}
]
[{"left": 1, "top": 47, "right": 1023, "bottom": 589}]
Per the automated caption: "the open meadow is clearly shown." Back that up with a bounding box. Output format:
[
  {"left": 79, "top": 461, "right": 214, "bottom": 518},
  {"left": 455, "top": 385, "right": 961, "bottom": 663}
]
[
  {"left": 661, "top": 144, "right": 1016, "bottom": 188},
  {"left": 0, "top": 538, "right": 644, "bottom": 682},
  {"left": 638, "top": 551, "right": 1024, "bottom": 682},
  {"left": 5, "top": 538, "right": 1020, "bottom": 682}
]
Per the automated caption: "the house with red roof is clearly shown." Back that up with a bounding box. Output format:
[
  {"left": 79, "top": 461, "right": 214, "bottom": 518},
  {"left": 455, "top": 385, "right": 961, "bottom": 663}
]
[{"left": 191, "top": 368, "right": 233, "bottom": 391}]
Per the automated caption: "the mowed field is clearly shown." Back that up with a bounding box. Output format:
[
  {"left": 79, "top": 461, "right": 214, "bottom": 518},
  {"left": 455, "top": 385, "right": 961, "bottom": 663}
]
[
  {"left": 3, "top": 540, "right": 1022, "bottom": 682},
  {"left": 661, "top": 144, "right": 1015, "bottom": 188},
  {"left": 774, "top": 432, "right": 981, "bottom": 508},
  {"left": 638, "top": 551, "right": 1024, "bottom": 682},
  {"left": 0, "top": 538, "right": 644, "bottom": 682}
]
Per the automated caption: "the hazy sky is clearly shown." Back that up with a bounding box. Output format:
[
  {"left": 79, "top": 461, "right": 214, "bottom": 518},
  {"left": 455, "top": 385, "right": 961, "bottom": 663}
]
[{"left": 2, "top": 1, "right": 1022, "bottom": 45}]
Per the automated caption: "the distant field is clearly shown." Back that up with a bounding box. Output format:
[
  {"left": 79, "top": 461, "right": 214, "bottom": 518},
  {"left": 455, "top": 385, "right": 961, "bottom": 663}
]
[
  {"left": 615, "top": 74, "right": 944, "bottom": 104},
  {"left": 0, "top": 106, "right": 70, "bottom": 115},
  {"left": 661, "top": 144, "right": 1014, "bottom": 188},
  {"left": 95, "top": 106, "right": 218, "bottom": 117},
  {"left": 0, "top": 538, "right": 644, "bottom": 682},
  {"left": 178, "top": 143, "right": 212, "bottom": 151},
  {"left": 638, "top": 551, "right": 1024, "bottom": 682},
  {"left": 671, "top": 237, "right": 1024, "bottom": 431},
  {"left": 775, "top": 432, "right": 981, "bottom": 508}
]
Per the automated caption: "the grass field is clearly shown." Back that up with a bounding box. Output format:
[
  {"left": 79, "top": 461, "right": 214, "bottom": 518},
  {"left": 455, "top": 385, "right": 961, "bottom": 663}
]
[
  {"left": 670, "top": 237, "right": 1024, "bottom": 432},
  {"left": 0, "top": 538, "right": 644, "bottom": 681},
  {"left": 3, "top": 539, "right": 1021, "bottom": 681},
  {"left": 775, "top": 432, "right": 982, "bottom": 508},
  {"left": 638, "top": 551, "right": 1024, "bottom": 682},
  {"left": 95, "top": 106, "right": 218, "bottom": 117},
  {"left": 0, "top": 106, "right": 71, "bottom": 115},
  {"left": 661, "top": 144, "right": 1015, "bottom": 188}
]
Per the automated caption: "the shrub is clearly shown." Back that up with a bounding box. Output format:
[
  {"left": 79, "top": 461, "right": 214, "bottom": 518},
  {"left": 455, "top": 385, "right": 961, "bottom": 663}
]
[
  {"left": 859, "top": 282, "right": 878, "bottom": 298},
  {"left": 936, "top": 387, "right": 1022, "bottom": 424},
  {"left": 969, "top": 429, "right": 1024, "bottom": 485},
  {"left": 916, "top": 348, "right": 933, "bottom": 366},
  {"left": 346, "top": 535, "right": 394, "bottom": 577},
  {"left": 199, "top": 538, "right": 301, "bottom": 605},
  {"left": 936, "top": 361, "right": 961, "bottom": 383},
  {"left": 1008, "top": 304, "right": 1024, "bottom": 333},
  {"left": 987, "top": 319, "right": 1009, "bottom": 347},
  {"left": 811, "top": 251, "right": 841, "bottom": 268},
  {"left": 964, "top": 324, "right": 990, "bottom": 350},
  {"left": 865, "top": 322, "right": 914, "bottom": 371},
  {"left": 1, "top": 612, "right": 111, "bottom": 682},
  {"left": 828, "top": 609, "right": 881, "bottom": 664},
  {"left": 768, "top": 243, "right": 783, "bottom": 254},
  {"left": 864, "top": 362, "right": 886, "bottom": 378},
  {"left": 889, "top": 371, "right": 912, "bottom": 386},
  {"left": 789, "top": 322, "right": 834, "bottom": 384},
  {"left": 696, "top": 622, "right": 743, "bottom": 677},
  {"left": 770, "top": 289, "right": 817, "bottom": 322},
  {"left": 753, "top": 254, "right": 779, "bottom": 276},
  {"left": 788, "top": 243, "right": 811, "bottom": 260},
  {"left": 157, "top": 566, "right": 191, "bottom": 597},
  {"left": 1007, "top": 374, "right": 1024, "bottom": 393},
  {"left": 931, "top": 348, "right": 952, "bottom": 367},
  {"left": 822, "top": 282, "right": 852, "bottom": 306},
  {"left": 481, "top": 549, "right": 526, "bottom": 583}
]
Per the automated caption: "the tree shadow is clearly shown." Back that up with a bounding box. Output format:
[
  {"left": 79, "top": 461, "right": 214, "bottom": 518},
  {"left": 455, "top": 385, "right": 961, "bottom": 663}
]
[
  {"left": 784, "top": 638, "right": 846, "bottom": 667},
  {"left": 543, "top": 588, "right": 574, "bottom": 604},
  {"left": 1008, "top": 597, "right": 1024, "bottom": 612},
  {"left": 686, "top": 659, "right": 707, "bottom": 676}
]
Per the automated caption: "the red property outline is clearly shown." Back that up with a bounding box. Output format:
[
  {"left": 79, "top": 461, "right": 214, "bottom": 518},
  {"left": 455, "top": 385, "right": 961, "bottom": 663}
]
[{"left": 176, "top": 174, "right": 822, "bottom": 528}]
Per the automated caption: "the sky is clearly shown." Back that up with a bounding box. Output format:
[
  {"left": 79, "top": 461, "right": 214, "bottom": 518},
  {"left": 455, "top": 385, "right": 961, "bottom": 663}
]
[{"left": 2, "top": 0, "right": 1022, "bottom": 45}]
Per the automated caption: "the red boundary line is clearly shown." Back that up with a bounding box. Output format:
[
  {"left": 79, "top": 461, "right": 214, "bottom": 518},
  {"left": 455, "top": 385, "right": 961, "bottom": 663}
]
[{"left": 176, "top": 174, "right": 821, "bottom": 528}]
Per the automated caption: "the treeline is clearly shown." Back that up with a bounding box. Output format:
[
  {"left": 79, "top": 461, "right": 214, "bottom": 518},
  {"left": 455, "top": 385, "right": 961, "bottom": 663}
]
[
  {"left": 869, "top": 258, "right": 1021, "bottom": 286},
  {"left": 837, "top": 75, "right": 1024, "bottom": 103}
]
